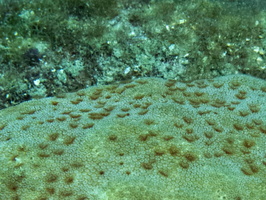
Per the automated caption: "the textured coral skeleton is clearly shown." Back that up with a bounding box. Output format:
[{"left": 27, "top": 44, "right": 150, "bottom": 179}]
[{"left": 0, "top": 74, "right": 265, "bottom": 200}]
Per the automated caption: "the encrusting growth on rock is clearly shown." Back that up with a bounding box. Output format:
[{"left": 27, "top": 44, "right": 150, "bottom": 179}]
[{"left": 0, "top": 74, "right": 265, "bottom": 200}]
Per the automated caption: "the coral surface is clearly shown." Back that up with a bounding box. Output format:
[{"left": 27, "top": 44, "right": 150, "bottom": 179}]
[{"left": 0, "top": 74, "right": 265, "bottom": 199}]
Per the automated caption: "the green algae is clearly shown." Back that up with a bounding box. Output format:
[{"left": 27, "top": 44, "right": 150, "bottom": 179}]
[{"left": 0, "top": 0, "right": 265, "bottom": 109}]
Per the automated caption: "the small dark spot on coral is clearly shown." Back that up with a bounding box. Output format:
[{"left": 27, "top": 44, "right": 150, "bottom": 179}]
[
  {"left": 46, "top": 187, "right": 55, "bottom": 194},
  {"left": 243, "top": 139, "right": 255, "bottom": 148},
  {"left": 184, "top": 152, "right": 197, "bottom": 162},
  {"left": 163, "top": 136, "right": 174, "bottom": 141},
  {"left": 82, "top": 123, "right": 94, "bottom": 129},
  {"left": 53, "top": 149, "right": 64, "bottom": 155},
  {"left": 71, "top": 162, "right": 84, "bottom": 168},
  {"left": 21, "top": 125, "right": 30, "bottom": 131},
  {"left": 77, "top": 196, "right": 90, "bottom": 200},
  {"left": 69, "top": 123, "right": 78, "bottom": 128},
  {"left": 49, "top": 133, "right": 59, "bottom": 141},
  {"left": 182, "top": 134, "right": 199, "bottom": 142},
  {"left": 6, "top": 182, "right": 18, "bottom": 191},
  {"left": 179, "top": 161, "right": 189, "bottom": 169},
  {"left": 63, "top": 136, "right": 76, "bottom": 145},
  {"left": 60, "top": 191, "right": 73, "bottom": 197},
  {"left": 168, "top": 145, "right": 180, "bottom": 156},
  {"left": 51, "top": 101, "right": 59, "bottom": 106},
  {"left": 39, "top": 143, "right": 49, "bottom": 149},
  {"left": 109, "top": 135, "right": 117, "bottom": 141},
  {"left": 158, "top": 170, "right": 168, "bottom": 177},
  {"left": 141, "top": 162, "right": 153, "bottom": 170},
  {"left": 61, "top": 167, "right": 69, "bottom": 172},
  {"left": 144, "top": 119, "right": 155, "bottom": 125},
  {"left": 154, "top": 149, "right": 165, "bottom": 156},
  {"left": 37, "top": 152, "right": 50, "bottom": 158},
  {"left": 64, "top": 176, "right": 74, "bottom": 184},
  {"left": 45, "top": 174, "right": 58, "bottom": 183},
  {"left": 17, "top": 145, "right": 27, "bottom": 152},
  {"left": 99, "top": 171, "right": 105, "bottom": 175},
  {"left": 222, "top": 145, "right": 235, "bottom": 155}
]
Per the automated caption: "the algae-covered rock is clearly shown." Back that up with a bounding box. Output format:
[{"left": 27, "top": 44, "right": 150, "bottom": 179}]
[{"left": 0, "top": 74, "right": 265, "bottom": 200}]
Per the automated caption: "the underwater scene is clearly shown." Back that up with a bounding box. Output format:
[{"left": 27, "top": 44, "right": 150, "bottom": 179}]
[{"left": 0, "top": 0, "right": 265, "bottom": 200}]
